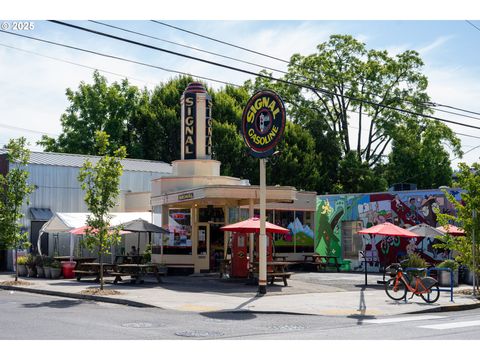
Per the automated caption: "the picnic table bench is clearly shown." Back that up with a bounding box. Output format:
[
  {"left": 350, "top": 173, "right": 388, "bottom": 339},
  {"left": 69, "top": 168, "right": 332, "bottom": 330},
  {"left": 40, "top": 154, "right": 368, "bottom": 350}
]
[
  {"left": 303, "top": 254, "right": 341, "bottom": 272},
  {"left": 74, "top": 262, "right": 115, "bottom": 281},
  {"left": 112, "top": 263, "right": 166, "bottom": 284},
  {"left": 250, "top": 261, "right": 294, "bottom": 286}
]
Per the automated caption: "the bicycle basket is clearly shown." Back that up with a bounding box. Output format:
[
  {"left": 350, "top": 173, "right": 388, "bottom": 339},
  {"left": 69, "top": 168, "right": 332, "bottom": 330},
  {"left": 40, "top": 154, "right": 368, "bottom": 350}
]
[{"left": 385, "top": 264, "right": 400, "bottom": 277}]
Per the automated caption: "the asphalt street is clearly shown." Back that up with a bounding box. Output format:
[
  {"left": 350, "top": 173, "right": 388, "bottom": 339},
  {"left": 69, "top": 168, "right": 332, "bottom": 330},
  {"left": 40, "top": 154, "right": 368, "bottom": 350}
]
[{"left": 2, "top": 290, "right": 480, "bottom": 340}]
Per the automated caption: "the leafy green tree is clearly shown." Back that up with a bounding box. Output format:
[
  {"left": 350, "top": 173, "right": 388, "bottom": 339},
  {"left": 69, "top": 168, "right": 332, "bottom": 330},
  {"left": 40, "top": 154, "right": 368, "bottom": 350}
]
[
  {"left": 249, "top": 35, "right": 460, "bottom": 192},
  {"left": 435, "top": 162, "right": 480, "bottom": 289},
  {"left": 385, "top": 119, "right": 461, "bottom": 189},
  {"left": 39, "top": 70, "right": 147, "bottom": 157},
  {"left": 78, "top": 131, "right": 126, "bottom": 290},
  {"left": 0, "top": 138, "right": 35, "bottom": 281}
]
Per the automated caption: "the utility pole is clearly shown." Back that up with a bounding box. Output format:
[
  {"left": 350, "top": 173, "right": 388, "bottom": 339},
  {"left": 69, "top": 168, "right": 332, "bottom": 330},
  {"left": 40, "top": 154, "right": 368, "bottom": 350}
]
[{"left": 473, "top": 209, "right": 477, "bottom": 297}]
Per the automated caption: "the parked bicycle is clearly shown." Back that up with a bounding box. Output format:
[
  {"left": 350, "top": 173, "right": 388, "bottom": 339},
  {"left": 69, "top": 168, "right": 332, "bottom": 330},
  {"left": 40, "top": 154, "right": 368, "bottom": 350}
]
[{"left": 384, "top": 262, "right": 440, "bottom": 303}]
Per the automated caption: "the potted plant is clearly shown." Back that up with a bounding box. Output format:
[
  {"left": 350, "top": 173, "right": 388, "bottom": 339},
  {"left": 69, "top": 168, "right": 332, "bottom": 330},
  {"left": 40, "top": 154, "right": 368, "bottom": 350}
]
[
  {"left": 403, "top": 253, "right": 427, "bottom": 282},
  {"left": 437, "top": 260, "right": 460, "bottom": 287},
  {"left": 35, "top": 255, "right": 45, "bottom": 278},
  {"left": 43, "top": 256, "right": 53, "bottom": 278},
  {"left": 50, "top": 260, "right": 62, "bottom": 279},
  {"left": 25, "top": 253, "right": 37, "bottom": 278},
  {"left": 16, "top": 255, "right": 28, "bottom": 277}
]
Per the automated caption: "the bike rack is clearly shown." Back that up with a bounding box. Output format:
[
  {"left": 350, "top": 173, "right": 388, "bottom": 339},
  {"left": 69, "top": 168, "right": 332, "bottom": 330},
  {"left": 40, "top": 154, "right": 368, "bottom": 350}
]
[{"left": 404, "top": 267, "right": 454, "bottom": 302}]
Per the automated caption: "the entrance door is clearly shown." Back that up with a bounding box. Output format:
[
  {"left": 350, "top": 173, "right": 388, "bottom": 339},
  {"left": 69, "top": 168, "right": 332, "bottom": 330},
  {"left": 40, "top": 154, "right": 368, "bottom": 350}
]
[{"left": 196, "top": 223, "right": 210, "bottom": 271}]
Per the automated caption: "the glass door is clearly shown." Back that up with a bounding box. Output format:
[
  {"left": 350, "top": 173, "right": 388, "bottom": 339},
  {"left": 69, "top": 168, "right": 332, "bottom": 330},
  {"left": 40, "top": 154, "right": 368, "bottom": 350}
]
[{"left": 197, "top": 223, "right": 210, "bottom": 270}]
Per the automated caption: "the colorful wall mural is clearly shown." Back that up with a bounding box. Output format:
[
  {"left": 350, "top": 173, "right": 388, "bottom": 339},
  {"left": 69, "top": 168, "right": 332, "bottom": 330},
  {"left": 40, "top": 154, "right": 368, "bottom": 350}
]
[{"left": 315, "top": 188, "right": 463, "bottom": 271}]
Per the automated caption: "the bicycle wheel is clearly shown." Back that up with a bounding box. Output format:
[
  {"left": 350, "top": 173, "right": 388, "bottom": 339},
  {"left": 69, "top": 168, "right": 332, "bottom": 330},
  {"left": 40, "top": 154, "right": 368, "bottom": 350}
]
[
  {"left": 421, "top": 284, "right": 440, "bottom": 303},
  {"left": 385, "top": 278, "right": 407, "bottom": 301}
]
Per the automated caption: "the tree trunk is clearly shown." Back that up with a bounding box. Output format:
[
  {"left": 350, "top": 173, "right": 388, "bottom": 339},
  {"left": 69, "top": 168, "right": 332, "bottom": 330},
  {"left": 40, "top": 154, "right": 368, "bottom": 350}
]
[
  {"left": 99, "top": 251, "right": 104, "bottom": 291},
  {"left": 15, "top": 247, "right": 18, "bottom": 282}
]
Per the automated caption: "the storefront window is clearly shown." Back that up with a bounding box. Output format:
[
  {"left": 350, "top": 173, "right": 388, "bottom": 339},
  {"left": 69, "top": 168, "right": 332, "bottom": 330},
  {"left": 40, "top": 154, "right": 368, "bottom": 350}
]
[
  {"left": 163, "top": 209, "right": 192, "bottom": 255},
  {"left": 274, "top": 210, "right": 294, "bottom": 253},
  {"left": 293, "top": 211, "right": 315, "bottom": 253},
  {"left": 199, "top": 207, "right": 224, "bottom": 222}
]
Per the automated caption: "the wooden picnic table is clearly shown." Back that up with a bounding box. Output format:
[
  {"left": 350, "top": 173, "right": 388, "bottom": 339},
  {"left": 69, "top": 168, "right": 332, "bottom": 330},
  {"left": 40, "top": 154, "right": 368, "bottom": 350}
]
[
  {"left": 111, "top": 263, "right": 164, "bottom": 284},
  {"left": 250, "top": 261, "right": 294, "bottom": 286},
  {"left": 73, "top": 262, "right": 115, "bottom": 281},
  {"left": 114, "top": 255, "right": 144, "bottom": 264},
  {"left": 303, "top": 254, "right": 341, "bottom": 272}
]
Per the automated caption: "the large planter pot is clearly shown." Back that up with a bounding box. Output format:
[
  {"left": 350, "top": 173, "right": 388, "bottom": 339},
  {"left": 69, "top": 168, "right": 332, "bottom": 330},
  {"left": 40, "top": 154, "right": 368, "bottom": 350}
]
[
  {"left": 27, "top": 265, "right": 37, "bottom": 278},
  {"left": 464, "top": 268, "right": 479, "bottom": 285},
  {"left": 50, "top": 268, "right": 62, "bottom": 279},
  {"left": 36, "top": 266, "right": 45, "bottom": 278},
  {"left": 17, "top": 264, "right": 28, "bottom": 277},
  {"left": 438, "top": 269, "right": 459, "bottom": 287},
  {"left": 44, "top": 267, "right": 51, "bottom": 279}
]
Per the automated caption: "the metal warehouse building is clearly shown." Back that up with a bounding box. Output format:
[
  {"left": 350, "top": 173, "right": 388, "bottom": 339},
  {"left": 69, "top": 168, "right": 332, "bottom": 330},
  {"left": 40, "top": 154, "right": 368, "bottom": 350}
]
[{"left": 0, "top": 149, "right": 172, "bottom": 270}]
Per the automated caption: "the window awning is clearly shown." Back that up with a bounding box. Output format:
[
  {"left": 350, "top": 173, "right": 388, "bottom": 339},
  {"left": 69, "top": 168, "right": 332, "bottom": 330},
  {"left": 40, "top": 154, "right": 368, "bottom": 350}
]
[{"left": 29, "top": 208, "right": 53, "bottom": 221}]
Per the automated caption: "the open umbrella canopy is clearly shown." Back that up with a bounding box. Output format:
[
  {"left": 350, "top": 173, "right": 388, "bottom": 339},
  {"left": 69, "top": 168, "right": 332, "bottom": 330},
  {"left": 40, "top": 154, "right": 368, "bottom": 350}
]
[
  {"left": 436, "top": 224, "right": 465, "bottom": 236},
  {"left": 358, "top": 222, "right": 418, "bottom": 238},
  {"left": 116, "top": 218, "right": 169, "bottom": 233},
  {"left": 220, "top": 217, "right": 290, "bottom": 234},
  {"left": 408, "top": 223, "right": 445, "bottom": 238}
]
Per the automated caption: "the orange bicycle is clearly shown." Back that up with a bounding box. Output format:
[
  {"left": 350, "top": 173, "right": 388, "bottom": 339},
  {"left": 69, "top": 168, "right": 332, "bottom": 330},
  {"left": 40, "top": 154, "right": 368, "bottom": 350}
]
[{"left": 384, "top": 262, "right": 440, "bottom": 303}]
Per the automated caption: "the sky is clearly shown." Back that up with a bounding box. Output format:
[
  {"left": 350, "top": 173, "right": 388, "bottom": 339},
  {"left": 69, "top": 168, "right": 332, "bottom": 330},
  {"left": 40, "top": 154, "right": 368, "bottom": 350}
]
[{"left": 1, "top": 1, "right": 480, "bottom": 173}]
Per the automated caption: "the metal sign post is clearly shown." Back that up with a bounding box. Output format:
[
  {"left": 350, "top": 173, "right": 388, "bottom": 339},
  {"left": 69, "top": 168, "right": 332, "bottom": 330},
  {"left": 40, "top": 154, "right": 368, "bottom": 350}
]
[
  {"left": 258, "top": 158, "right": 267, "bottom": 294},
  {"left": 241, "top": 90, "right": 286, "bottom": 295}
]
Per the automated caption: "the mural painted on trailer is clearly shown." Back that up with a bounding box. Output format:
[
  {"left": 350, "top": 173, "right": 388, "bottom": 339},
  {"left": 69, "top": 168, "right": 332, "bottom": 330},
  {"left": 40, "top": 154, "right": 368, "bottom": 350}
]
[{"left": 315, "top": 189, "right": 463, "bottom": 270}]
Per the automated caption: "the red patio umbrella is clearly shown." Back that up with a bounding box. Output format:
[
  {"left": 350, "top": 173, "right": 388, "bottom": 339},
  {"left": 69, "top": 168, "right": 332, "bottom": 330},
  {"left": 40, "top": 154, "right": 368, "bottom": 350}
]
[
  {"left": 357, "top": 222, "right": 418, "bottom": 238},
  {"left": 220, "top": 217, "right": 290, "bottom": 234},
  {"left": 436, "top": 224, "right": 465, "bottom": 236}
]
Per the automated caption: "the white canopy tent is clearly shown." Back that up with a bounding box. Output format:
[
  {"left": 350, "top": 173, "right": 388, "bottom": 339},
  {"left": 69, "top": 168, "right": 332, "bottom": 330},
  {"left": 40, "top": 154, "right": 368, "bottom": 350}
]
[{"left": 38, "top": 212, "right": 154, "bottom": 259}]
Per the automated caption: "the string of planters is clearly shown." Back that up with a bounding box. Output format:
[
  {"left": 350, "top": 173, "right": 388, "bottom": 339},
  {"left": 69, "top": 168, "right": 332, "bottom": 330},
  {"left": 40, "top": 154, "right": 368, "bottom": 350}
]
[{"left": 15, "top": 254, "right": 62, "bottom": 279}]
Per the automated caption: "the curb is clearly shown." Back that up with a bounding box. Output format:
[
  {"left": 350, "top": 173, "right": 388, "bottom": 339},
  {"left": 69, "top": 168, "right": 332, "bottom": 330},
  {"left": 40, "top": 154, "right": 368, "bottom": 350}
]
[
  {"left": 406, "top": 301, "right": 480, "bottom": 315},
  {"left": 0, "top": 285, "right": 159, "bottom": 309}
]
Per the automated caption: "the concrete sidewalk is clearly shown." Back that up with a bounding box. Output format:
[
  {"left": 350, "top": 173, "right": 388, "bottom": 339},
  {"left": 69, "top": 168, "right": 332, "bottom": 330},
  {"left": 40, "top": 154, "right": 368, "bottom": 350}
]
[{"left": 1, "top": 272, "right": 479, "bottom": 317}]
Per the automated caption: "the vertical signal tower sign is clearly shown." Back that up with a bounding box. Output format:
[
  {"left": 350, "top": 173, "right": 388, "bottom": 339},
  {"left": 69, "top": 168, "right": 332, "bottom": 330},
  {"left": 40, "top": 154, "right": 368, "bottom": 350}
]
[{"left": 181, "top": 82, "right": 213, "bottom": 160}]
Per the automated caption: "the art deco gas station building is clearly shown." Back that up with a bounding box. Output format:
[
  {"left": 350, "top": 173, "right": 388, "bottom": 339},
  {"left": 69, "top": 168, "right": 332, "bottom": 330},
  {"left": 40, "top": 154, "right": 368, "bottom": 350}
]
[{"left": 150, "top": 83, "right": 316, "bottom": 273}]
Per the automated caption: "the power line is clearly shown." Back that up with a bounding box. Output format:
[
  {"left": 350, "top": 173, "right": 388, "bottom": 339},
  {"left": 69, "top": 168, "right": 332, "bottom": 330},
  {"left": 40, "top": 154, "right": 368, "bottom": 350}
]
[
  {"left": 0, "top": 122, "right": 59, "bottom": 137},
  {"left": 0, "top": 42, "right": 155, "bottom": 87},
  {"left": 431, "top": 102, "right": 480, "bottom": 117},
  {"left": 150, "top": 20, "right": 290, "bottom": 64},
  {"left": 90, "top": 20, "right": 289, "bottom": 76},
  {"left": 47, "top": 20, "right": 480, "bottom": 132},
  {"left": 466, "top": 20, "right": 480, "bottom": 33},
  {"left": 0, "top": 29, "right": 241, "bottom": 88},
  {"left": 154, "top": 20, "right": 480, "bottom": 121}
]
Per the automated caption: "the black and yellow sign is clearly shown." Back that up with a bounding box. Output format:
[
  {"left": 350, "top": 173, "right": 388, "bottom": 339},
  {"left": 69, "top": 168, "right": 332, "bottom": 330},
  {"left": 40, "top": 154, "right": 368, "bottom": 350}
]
[
  {"left": 178, "top": 192, "right": 194, "bottom": 201},
  {"left": 241, "top": 90, "right": 286, "bottom": 158}
]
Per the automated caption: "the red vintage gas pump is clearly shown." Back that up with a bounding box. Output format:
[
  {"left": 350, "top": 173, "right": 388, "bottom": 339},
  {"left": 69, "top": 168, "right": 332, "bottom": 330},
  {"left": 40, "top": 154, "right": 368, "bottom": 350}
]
[{"left": 231, "top": 233, "right": 249, "bottom": 277}]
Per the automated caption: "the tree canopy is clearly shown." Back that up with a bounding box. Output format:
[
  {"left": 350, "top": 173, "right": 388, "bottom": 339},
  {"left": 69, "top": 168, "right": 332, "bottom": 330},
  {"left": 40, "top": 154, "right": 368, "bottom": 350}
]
[{"left": 40, "top": 34, "right": 463, "bottom": 194}]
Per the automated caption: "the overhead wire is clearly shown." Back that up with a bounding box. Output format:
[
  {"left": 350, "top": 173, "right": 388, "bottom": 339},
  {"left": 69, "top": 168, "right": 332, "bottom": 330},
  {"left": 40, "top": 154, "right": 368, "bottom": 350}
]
[
  {"left": 89, "top": 20, "right": 289, "bottom": 76},
  {"left": 44, "top": 20, "right": 480, "bottom": 132},
  {"left": 150, "top": 20, "right": 290, "bottom": 64},
  {"left": 0, "top": 42, "right": 155, "bottom": 86},
  {"left": 0, "top": 29, "right": 242, "bottom": 88},
  {"left": 150, "top": 20, "right": 480, "bottom": 121}
]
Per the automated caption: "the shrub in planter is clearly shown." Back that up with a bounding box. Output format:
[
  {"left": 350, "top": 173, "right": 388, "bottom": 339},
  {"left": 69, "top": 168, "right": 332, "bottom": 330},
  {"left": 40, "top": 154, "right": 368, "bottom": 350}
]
[
  {"left": 403, "top": 252, "right": 427, "bottom": 278},
  {"left": 43, "top": 256, "right": 53, "bottom": 278},
  {"left": 16, "top": 255, "right": 28, "bottom": 277},
  {"left": 35, "top": 255, "right": 45, "bottom": 278},
  {"left": 50, "top": 260, "right": 62, "bottom": 279},
  {"left": 25, "top": 254, "right": 37, "bottom": 278},
  {"left": 437, "top": 260, "right": 460, "bottom": 287}
]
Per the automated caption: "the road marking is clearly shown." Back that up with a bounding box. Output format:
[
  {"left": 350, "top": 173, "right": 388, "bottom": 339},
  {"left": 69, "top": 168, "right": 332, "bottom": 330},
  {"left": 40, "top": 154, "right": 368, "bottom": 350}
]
[
  {"left": 363, "top": 315, "right": 446, "bottom": 324},
  {"left": 419, "top": 320, "right": 480, "bottom": 330}
]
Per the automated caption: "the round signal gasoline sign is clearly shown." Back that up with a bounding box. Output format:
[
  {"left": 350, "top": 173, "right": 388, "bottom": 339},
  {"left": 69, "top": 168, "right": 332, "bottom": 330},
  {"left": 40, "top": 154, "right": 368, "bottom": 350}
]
[{"left": 241, "top": 90, "right": 286, "bottom": 158}]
